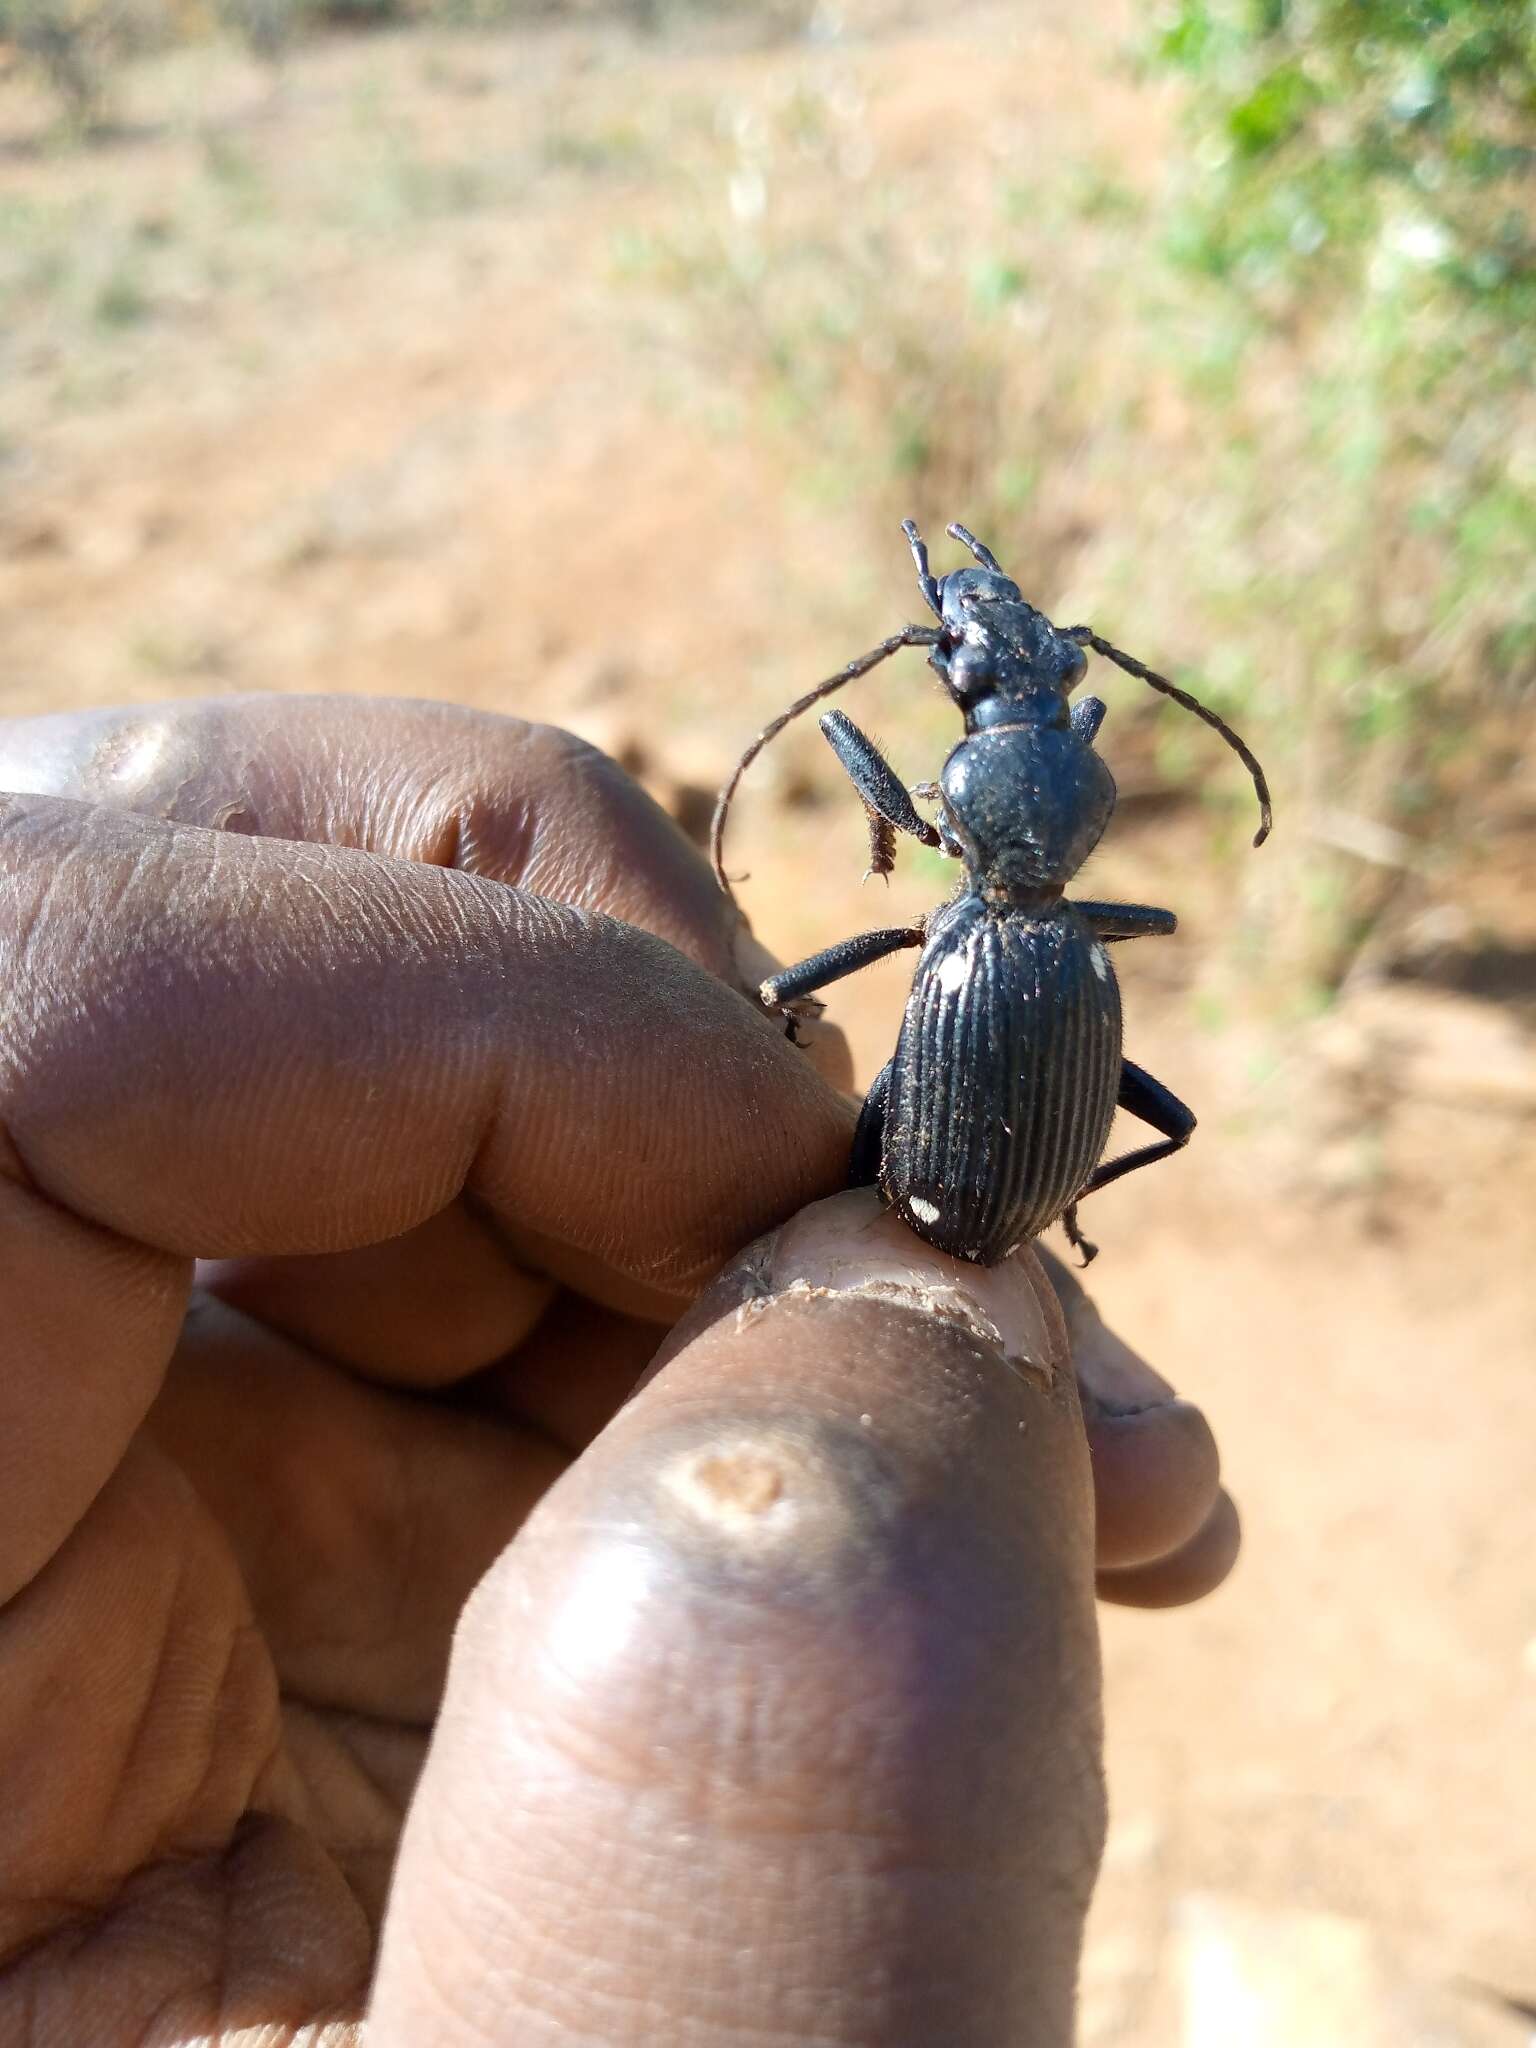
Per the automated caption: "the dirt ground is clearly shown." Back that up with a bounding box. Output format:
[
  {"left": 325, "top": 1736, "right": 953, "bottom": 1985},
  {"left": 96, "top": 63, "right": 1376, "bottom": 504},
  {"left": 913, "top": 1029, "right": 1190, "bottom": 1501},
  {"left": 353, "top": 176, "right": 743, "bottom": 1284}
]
[{"left": 2, "top": 0, "right": 1534, "bottom": 2038}]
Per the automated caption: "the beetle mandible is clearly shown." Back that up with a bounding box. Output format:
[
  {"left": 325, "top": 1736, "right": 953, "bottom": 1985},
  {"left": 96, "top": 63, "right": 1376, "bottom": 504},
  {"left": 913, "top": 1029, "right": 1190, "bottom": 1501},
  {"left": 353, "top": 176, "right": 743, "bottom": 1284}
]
[{"left": 711, "top": 518, "right": 1273, "bottom": 1266}]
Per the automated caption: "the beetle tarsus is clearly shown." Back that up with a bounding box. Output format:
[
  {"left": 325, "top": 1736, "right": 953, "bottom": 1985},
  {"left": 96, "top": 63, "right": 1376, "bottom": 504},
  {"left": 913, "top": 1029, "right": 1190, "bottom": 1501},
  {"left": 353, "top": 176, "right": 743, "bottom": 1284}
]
[
  {"left": 1062, "top": 1204, "right": 1100, "bottom": 1267},
  {"left": 864, "top": 806, "right": 898, "bottom": 880}
]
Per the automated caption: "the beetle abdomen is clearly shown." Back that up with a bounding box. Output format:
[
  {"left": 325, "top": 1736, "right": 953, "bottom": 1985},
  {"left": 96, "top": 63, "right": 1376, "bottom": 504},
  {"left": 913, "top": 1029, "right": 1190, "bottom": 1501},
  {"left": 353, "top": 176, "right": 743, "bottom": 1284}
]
[{"left": 882, "top": 897, "right": 1122, "bottom": 1263}]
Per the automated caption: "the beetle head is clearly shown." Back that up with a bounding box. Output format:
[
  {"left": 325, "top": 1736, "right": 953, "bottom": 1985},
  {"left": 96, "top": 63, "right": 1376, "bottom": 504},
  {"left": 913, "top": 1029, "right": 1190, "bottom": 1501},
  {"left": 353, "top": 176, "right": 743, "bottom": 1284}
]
[
  {"left": 932, "top": 575, "right": 1089, "bottom": 729},
  {"left": 937, "top": 566, "right": 1023, "bottom": 619}
]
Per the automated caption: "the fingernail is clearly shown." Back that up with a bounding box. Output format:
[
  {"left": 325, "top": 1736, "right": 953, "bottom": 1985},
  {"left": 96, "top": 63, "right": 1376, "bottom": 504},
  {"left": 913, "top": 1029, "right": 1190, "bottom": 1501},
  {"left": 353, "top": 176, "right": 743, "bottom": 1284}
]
[
  {"left": 761, "top": 1187, "right": 1059, "bottom": 1384},
  {"left": 1034, "top": 1246, "right": 1174, "bottom": 1417},
  {"left": 1071, "top": 1315, "right": 1175, "bottom": 1418}
]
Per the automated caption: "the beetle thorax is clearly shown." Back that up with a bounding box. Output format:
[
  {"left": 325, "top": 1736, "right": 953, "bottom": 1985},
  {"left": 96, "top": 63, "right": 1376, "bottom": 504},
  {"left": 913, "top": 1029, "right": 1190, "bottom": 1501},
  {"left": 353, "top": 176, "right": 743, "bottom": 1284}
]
[{"left": 941, "top": 724, "right": 1116, "bottom": 898}]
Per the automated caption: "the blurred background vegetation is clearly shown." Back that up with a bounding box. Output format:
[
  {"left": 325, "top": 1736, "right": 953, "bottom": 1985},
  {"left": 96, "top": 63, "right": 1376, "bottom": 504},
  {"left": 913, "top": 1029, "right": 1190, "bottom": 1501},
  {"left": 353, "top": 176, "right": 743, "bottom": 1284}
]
[
  {"left": 2, "top": 0, "right": 1530, "bottom": 1000},
  {"left": 3, "top": 0, "right": 1534, "bottom": 2040}
]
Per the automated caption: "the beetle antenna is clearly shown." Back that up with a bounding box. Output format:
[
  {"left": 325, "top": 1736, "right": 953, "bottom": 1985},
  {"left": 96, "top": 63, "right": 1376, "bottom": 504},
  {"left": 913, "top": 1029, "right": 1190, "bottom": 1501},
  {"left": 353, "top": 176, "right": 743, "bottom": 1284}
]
[
  {"left": 1067, "top": 626, "right": 1273, "bottom": 848},
  {"left": 711, "top": 625, "right": 942, "bottom": 898},
  {"left": 946, "top": 522, "right": 1004, "bottom": 575},
  {"left": 902, "top": 518, "right": 943, "bottom": 620}
]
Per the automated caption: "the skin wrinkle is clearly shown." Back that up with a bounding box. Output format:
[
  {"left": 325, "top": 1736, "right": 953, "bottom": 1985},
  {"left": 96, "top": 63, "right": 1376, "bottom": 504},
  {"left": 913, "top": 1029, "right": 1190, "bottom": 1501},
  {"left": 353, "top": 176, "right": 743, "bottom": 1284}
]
[
  {"left": 0, "top": 813, "right": 79, "bottom": 1009},
  {"left": 15, "top": 1831, "right": 340, "bottom": 2048},
  {"left": 509, "top": 1641, "right": 900, "bottom": 1828},
  {"left": 77, "top": 1471, "right": 259, "bottom": 1891},
  {"left": 10, "top": 802, "right": 757, "bottom": 1261},
  {"left": 100, "top": 1531, "right": 202, "bottom": 1859},
  {"left": 268, "top": 1712, "right": 413, "bottom": 1887},
  {"left": 422, "top": 1787, "right": 969, "bottom": 2048},
  {"left": 154, "top": 1295, "right": 570, "bottom": 1724},
  {"left": 289, "top": 1713, "right": 422, "bottom": 1835},
  {"left": 5, "top": 702, "right": 848, "bottom": 1093},
  {"left": 403, "top": 1838, "right": 695, "bottom": 2048},
  {"left": 402, "top": 1889, "right": 516, "bottom": 2048},
  {"left": 374, "top": 1428, "right": 444, "bottom": 1710},
  {"left": 501, "top": 1900, "right": 868, "bottom": 2048},
  {"left": 0, "top": 1196, "right": 184, "bottom": 1608}
]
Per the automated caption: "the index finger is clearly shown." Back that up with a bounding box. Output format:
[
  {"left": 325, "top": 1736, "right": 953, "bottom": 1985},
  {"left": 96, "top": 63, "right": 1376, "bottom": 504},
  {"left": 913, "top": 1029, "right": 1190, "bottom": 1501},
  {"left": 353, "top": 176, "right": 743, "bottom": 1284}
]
[
  {"left": 0, "top": 695, "right": 847, "bottom": 1077},
  {"left": 0, "top": 794, "right": 852, "bottom": 1310},
  {"left": 0, "top": 795, "right": 854, "bottom": 1594}
]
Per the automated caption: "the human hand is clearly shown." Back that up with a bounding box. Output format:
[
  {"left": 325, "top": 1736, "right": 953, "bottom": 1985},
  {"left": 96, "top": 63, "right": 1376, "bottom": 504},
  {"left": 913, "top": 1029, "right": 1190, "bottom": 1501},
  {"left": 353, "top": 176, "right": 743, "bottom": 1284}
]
[{"left": 0, "top": 698, "right": 1235, "bottom": 2045}]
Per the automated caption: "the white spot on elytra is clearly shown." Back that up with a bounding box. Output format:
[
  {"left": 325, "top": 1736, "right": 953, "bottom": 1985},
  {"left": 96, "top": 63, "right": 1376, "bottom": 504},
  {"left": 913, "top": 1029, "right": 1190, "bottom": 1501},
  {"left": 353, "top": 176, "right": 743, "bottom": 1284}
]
[
  {"left": 1090, "top": 943, "right": 1110, "bottom": 981},
  {"left": 908, "top": 1196, "right": 941, "bottom": 1225},
  {"left": 935, "top": 952, "right": 968, "bottom": 994}
]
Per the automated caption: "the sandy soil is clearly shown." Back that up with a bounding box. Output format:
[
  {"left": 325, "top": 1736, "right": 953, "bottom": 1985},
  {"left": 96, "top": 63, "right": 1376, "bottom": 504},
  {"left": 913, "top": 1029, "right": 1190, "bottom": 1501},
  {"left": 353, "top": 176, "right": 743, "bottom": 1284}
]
[{"left": 2, "top": 1, "right": 1533, "bottom": 2037}]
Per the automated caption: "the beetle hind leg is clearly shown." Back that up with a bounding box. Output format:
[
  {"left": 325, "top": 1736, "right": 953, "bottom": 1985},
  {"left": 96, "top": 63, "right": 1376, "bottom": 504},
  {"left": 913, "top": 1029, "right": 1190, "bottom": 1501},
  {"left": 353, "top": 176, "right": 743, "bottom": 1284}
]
[
  {"left": 1066, "top": 1061, "right": 1197, "bottom": 1262},
  {"left": 1060, "top": 1061, "right": 1195, "bottom": 1260}
]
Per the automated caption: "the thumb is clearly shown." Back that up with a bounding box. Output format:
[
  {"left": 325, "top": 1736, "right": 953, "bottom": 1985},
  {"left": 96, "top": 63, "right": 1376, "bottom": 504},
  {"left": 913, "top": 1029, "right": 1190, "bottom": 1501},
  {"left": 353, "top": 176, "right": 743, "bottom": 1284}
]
[{"left": 370, "top": 1188, "right": 1106, "bottom": 2048}]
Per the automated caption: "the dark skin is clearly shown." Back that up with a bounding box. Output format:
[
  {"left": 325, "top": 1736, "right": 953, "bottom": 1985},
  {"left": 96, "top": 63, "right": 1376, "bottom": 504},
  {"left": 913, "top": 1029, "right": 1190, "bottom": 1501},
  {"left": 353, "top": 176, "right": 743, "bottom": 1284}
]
[{"left": 0, "top": 698, "right": 1236, "bottom": 2046}]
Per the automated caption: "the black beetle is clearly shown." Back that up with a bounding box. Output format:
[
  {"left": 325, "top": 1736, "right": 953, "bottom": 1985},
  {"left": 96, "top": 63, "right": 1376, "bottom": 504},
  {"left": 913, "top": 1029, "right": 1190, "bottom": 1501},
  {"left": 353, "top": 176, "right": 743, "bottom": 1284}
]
[{"left": 711, "top": 518, "right": 1272, "bottom": 1266}]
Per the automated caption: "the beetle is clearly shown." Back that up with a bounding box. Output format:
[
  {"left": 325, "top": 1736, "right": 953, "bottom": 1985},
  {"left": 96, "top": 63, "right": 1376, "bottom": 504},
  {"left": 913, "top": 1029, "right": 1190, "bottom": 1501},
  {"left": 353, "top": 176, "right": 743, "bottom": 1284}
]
[{"left": 710, "top": 518, "right": 1272, "bottom": 1265}]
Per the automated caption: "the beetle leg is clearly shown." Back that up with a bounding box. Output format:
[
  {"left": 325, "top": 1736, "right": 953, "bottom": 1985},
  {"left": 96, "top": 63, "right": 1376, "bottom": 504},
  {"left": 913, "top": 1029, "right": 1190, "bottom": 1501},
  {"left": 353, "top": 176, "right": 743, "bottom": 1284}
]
[
  {"left": 1076, "top": 1060, "right": 1196, "bottom": 1202},
  {"left": 760, "top": 925, "right": 925, "bottom": 1010},
  {"left": 781, "top": 1001, "right": 822, "bottom": 1046},
  {"left": 710, "top": 621, "right": 943, "bottom": 897},
  {"left": 820, "top": 710, "right": 943, "bottom": 864},
  {"left": 911, "top": 781, "right": 969, "bottom": 860},
  {"left": 865, "top": 808, "right": 899, "bottom": 881},
  {"left": 1070, "top": 694, "right": 1108, "bottom": 743},
  {"left": 1061, "top": 1203, "right": 1099, "bottom": 1267},
  {"left": 849, "top": 1058, "right": 893, "bottom": 1187},
  {"left": 1075, "top": 901, "right": 1178, "bottom": 943}
]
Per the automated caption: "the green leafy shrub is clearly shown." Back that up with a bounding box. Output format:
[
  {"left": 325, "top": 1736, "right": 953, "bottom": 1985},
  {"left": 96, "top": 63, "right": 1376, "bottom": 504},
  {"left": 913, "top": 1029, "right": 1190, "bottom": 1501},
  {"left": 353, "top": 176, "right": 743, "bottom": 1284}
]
[
  {"left": 1154, "top": 0, "right": 1534, "bottom": 317},
  {"left": 1147, "top": 0, "right": 1536, "bottom": 986}
]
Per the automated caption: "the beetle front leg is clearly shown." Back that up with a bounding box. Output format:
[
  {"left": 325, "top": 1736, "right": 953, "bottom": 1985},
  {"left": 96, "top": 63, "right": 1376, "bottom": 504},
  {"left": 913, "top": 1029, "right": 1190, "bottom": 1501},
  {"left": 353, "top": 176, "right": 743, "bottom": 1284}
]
[
  {"left": 760, "top": 925, "right": 925, "bottom": 1017},
  {"left": 911, "top": 782, "right": 969, "bottom": 860},
  {"left": 819, "top": 710, "right": 942, "bottom": 878},
  {"left": 1061, "top": 1060, "right": 1195, "bottom": 1264}
]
